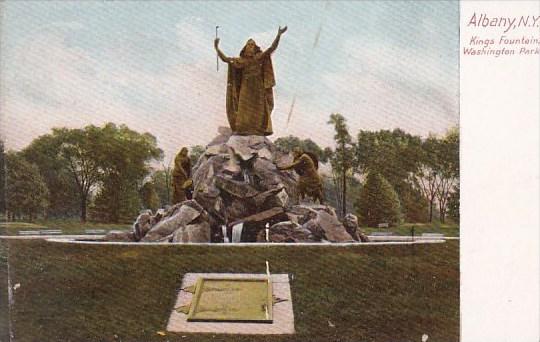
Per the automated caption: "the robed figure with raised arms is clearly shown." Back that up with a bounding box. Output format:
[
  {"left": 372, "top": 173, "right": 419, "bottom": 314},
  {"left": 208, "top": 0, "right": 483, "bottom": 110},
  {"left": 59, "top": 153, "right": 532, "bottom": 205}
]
[{"left": 214, "top": 26, "right": 287, "bottom": 136}]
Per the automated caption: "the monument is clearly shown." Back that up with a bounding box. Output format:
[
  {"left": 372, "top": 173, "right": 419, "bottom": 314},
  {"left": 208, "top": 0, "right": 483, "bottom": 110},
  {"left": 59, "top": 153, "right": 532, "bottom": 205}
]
[
  {"left": 214, "top": 26, "right": 287, "bottom": 136},
  {"left": 105, "top": 27, "right": 365, "bottom": 244}
]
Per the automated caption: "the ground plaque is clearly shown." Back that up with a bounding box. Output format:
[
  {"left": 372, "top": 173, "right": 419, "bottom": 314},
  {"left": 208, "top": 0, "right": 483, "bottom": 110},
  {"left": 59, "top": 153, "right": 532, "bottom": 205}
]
[
  {"left": 187, "top": 277, "right": 273, "bottom": 323},
  {"left": 167, "top": 273, "right": 295, "bottom": 334}
]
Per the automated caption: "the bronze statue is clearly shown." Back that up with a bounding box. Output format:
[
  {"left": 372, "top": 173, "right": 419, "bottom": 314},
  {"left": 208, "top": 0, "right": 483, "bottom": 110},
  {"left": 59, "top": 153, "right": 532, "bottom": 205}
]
[
  {"left": 214, "top": 26, "right": 287, "bottom": 136},
  {"left": 279, "top": 148, "right": 324, "bottom": 204},
  {"left": 172, "top": 147, "right": 192, "bottom": 204}
]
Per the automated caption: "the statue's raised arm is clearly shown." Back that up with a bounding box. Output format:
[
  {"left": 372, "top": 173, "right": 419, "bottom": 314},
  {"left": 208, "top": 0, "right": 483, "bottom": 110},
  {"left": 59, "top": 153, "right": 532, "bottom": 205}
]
[
  {"left": 214, "top": 38, "right": 232, "bottom": 63},
  {"left": 261, "top": 26, "right": 287, "bottom": 58}
]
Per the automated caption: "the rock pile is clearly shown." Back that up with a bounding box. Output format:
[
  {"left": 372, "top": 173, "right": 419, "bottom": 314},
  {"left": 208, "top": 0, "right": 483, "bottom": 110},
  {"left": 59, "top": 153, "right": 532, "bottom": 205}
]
[
  {"left": 256, "top": 205, "right": 354, "bottom": 243},
  {"left": 105, "top": 131, "right": 366, "bottom": 243},
  {"left": 192, "top": 131, "right": 297, "bottom": 225},
  {"left": 105, "top": 200, "right": 211, "bottom": 243}
]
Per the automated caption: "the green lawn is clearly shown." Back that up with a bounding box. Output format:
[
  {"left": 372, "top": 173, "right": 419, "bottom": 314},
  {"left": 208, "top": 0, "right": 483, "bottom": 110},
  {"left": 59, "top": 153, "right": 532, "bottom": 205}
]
[
  {"left": 1, "top": 239, "right": 459, "bottom": 342},
  {"left": 0, "top": 241, "right": 10, "bottom": 342},
  {"left": 0, "top": 219, "right": 131, "bottom": 236}
]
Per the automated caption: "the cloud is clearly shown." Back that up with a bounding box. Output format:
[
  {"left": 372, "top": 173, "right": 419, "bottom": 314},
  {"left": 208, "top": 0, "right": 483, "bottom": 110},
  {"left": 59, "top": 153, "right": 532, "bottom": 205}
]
[
  {"left": 1, "top": 13, "right": 459, "bottom": 162},
  {"left": 317, "top": 37, "right": 458, "bottom": 139},
  {"left": 176, "top": 17, "right": 214, "bottom": 62},
  {"left": 1, "top": 27, "right": 136, "bottom": 144},
  {"left": 273, "top": 34, "right": 459, "bottom": 147},
  {"left": 0, "top": 17, "right": 315, "bottom": 160},
  {"left": 250, "top": 30, "right": 276, "bottom": 48},
  {"left": 1, "top": 17, "right": 230, "bottom": 164}
]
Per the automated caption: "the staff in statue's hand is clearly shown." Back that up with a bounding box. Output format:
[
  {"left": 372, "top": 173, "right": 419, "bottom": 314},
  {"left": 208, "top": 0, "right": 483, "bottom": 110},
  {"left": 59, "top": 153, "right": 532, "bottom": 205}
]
[{"left": 215, "top": 26, "right": 220, "bottom": 71}]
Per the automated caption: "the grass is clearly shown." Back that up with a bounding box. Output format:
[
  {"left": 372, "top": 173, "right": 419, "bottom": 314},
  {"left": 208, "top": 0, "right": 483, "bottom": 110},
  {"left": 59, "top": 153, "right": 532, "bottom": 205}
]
[
  {"left": 0, "top": 219, "right": 131, "bottom": 236},
  {"left": 2, "top": 239, "right": 459, "bottom": 342},
  {"left": 363, "top": 222, "right": 460, "bottom": 237},
  {"left": 0, "top": 240, "right": 10, "bottom": 342}
]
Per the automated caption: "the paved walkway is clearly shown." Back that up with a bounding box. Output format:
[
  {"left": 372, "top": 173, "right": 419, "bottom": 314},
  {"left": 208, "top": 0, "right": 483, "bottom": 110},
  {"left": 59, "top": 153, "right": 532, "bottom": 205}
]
[
  {"left": 0, "top": 235, "right": 104, "bottom": 240},
  {"left": 1, "top": 234, "right": 457, "bottom": 246},
  {"left": 43, "top": 237, "right": 447, "bottom": 246}
]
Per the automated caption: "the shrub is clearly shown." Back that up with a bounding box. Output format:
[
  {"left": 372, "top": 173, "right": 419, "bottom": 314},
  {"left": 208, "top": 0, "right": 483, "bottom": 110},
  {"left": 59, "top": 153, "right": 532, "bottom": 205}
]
[
  {"left": 356, "top": 173, "right": 402, "bottom": 227},
  {"left": 447, "top": 183, "right": 460, "bottom": 223},
  {"left": 5, "top": 152, "right": 49, "bottom": 221}
]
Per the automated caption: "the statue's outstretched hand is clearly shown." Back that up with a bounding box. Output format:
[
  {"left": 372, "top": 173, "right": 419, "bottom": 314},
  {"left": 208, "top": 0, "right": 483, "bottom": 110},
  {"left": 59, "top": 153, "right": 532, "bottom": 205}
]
[
  {"left": 214, "top": 38, "right": 220, "bottom": 48},
  {"left": 278, "top": 26, "right": 288, "bottom": 35}
]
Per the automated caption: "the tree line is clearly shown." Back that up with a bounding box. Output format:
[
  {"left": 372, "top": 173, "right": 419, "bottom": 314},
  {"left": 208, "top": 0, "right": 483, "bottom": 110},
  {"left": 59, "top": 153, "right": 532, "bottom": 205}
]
[
  {"left": 276, "top": 114, "right": 459, "bottom": 226},
  {"left": 0, "top": 117, "right": 459, "bottom": 226},
  {"left": 1, "top": 124, "right": 163, "bottom": 222}
]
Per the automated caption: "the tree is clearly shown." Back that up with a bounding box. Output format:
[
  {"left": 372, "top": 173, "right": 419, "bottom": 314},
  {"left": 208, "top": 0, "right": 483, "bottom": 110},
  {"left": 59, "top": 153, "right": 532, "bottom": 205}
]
[
  {"left": 274, "top": 136, "right": 329, "bottom": 163},
  {"left": 356, "top": 129, "right": 425, "bottom": 221},
  {"left": 57, "top": 127, "right": 104, "bottom": 222},
  {"left": 90, "top": 123, "right": 163, "bottom": 222},
  {"left": 5, "top": 152, "right": 49, "bottom": 221},
  {"left": 152, "top": 169, "right": 172, "bottom": 207},
  {"left": 0, "top": 140, "right": 5, "bottom": 216},
  {"left": 91, "top": 181, "right": 142, "bottom": 223},
  {"left": 327, "top": 114, "right": 355, "bottom": 217},
  {"left": 23, "top": 135, "right": 80, "bottom": 217},
  {"left": 447, "top": 182, "right": 460, "bottom": 223},
  {"left": 411, "top": 164, "right": 439, "bottom": 223},
  {"left": 140, "top": 181, "right": 160, "bottom": 212},
  {"left": 323, "top": 176, "right": 362, "bottom": 215},
  {"left": 356, "top": 172, "right": 402, "bottom": 227},
  {"left": 356, "top": 129, "right": 423, "bottom": 186},
  {"left": 410, "top": 135, "right": 440, "bottom": 222},
  {"left": 24, "top": 127, "right": 102, "bottom": 222},
  {"left": 409, "top": 129, "right": 459, "bottom": 223},
  {"left": 407, "top": 129, "right": 459, "bottom": 223},
  {"left": 399, "top": 184, "right": 429, "bottom": 223},
  {"left": 23, "top": 123, "right": 163, "bottom": 222},
  {"left": 190, "top": 145, "right": 205, "bottom": 166},
  {"left": 435, "top": 128, "right": 459, "bottom": 223}
]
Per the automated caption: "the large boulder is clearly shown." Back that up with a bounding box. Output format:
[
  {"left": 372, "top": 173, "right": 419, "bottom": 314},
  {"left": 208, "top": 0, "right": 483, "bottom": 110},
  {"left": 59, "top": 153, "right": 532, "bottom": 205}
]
[
  {"left": 192, "top": 134, "right": 298, "bottom": 233},
  {"left": 343, "top": 213, "right": 369, "bottom": 242},
  {"left": 141, "top": 201, "right": 204, "bottom": 242},
  {"left": 287, "top": 204, "right": 336, "bottom": 224},
  {"left": 105, "top": 200, "right": 212, "bottom": 243},
  {"left": 270, "top": 203, "right": 354, "bottom": 242},
  {"left": 104, "top": 230, "right": 136, "bottom": 242},
  {"left": 312, "top": 211, "right": 354, "bottom": 242},
  {"left": 256, "top": 221, "right": 318, "bottom": 243},
  {"left": 171, "top": 221, "right": 211, "bottom": 243},
  {"left": 207, "top": 126, "right": 233, "bottom": 147},
  {"left": 133, "top": 210, "right": 155, "bottom": 241}
]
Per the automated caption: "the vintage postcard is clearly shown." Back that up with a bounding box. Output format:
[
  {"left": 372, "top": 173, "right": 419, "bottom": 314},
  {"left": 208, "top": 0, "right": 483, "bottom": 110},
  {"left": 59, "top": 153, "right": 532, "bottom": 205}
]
[{"left": 0, "top": 1, "right": 538, "bottom": 341}]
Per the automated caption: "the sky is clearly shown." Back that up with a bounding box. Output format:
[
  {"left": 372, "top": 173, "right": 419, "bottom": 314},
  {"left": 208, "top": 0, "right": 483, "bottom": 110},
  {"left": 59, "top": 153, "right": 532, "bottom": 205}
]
[{"left": 0, "top": 1, "right": 459, "bottom": 164}]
